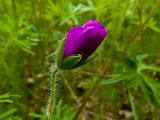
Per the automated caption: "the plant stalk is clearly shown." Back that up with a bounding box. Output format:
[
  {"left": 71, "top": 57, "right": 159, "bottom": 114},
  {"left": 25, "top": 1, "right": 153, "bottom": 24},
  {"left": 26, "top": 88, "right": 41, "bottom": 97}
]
[
  {"left": 73, "top": 77, "right": 101, "bottom": 120},
  {"left": 73, "top": 62, "right": 114, "bottom": 120},
  {"left": 47, "top": 68, "right": 58, "bottom": 116},
  {"left": 128, "top": 90, "right": 139, "bottom": 120},
  {"left": 124, "top": 0, "right": 160, "bottom": 50}
]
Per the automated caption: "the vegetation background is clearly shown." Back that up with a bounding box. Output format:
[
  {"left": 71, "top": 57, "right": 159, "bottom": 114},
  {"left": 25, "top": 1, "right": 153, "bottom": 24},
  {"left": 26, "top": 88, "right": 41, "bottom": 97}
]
[{"left": 0, "top": 0, "right": 160, "bottom": 120}]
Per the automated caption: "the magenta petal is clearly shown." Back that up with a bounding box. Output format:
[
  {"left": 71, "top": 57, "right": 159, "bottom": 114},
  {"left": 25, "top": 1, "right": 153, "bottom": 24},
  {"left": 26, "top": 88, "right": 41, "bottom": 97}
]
[
  {"left": 77, "top": 26, "right": 107, "bottom": 60},
  {"left": 82, "top": 20, "right": 104, "bottom": 29},
  {"left": 63, "top": 20, "right": 108, "bottom": 61},
  {"left": 63, "top": 27, "right": 84, "bottom": 57}
]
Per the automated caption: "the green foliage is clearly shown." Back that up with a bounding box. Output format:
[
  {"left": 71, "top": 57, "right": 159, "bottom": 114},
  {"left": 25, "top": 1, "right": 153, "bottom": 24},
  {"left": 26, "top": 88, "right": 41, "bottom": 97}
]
[
  {"left": 0, "top": 92, "right": 19, "bottom": 103},
  {"left": 46, "top": 0, "right": 94, "bottom": 26},
  {"left": 29, "top": 101, "right": 75, "bottom": 120},
  {"left": 0, "top": 15, "right": 39, "bottom": 55},
  {"left": 0, "top": 93, "right": 21, "bottom": 120},
  {"left": 0, "top": 0, "right": 160, "bottom": 119},
  {"left": 0, "top": 108, "right": 18, "bottom": 120}
]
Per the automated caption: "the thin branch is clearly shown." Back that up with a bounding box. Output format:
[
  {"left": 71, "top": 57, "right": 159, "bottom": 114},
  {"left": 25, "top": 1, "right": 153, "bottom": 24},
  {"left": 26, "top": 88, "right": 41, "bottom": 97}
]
[
  {"left": 124, "top": 0, "right": 160, "bottom": 50},
  {"left": 64, "top": 79, "right": 80, "bottom": 105},
  {"left": 73, "top": 62, "right": 114, "bottom": 120}
]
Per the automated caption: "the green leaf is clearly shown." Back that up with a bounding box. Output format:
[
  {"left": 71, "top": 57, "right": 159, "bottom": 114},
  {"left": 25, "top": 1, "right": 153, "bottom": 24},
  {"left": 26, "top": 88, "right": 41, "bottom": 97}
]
[
  {"left": 101, "top": 75, "right": 126, "bottom": 85},
  {"left": 139, "top": 73, "right": 159, "bottom": 93},
  {"left": 136, "top": 54, "right": 160, "bottom": 72},
  {"left": 140, "top": 81, "right": 160, "bottom": 108},
  {"left": 29, "top": 113, "right": 46, "bottom": 119},
  {"left": 0, "top": 93, "right": 20, "bottom": 104},
  {"left": 140, "top": 64, "right": 160, "bottom": 72},
  {"left": 101, "top": 72, "right": 136, "bottom": 85},
  {"left": 0, "top": 100, "right": 13, "bottom": 103},
  {"left": 136, "top": 54, "right": 148, "bottom": 63},
  {"left": 148, "top": 18, "right": 160, "bottom": 32},
  {"left": 0, "top": 108, "right": 17, "bottom": 119},
  {"left": 139, "top": 72, "right": 160, "bottom": 107},
  {"left": 0, "top": 92, "right": 20, "bottom": 99}
]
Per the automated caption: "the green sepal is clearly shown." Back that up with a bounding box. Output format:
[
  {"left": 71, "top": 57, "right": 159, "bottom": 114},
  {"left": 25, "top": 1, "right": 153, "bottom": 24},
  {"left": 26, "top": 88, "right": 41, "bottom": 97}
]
[
  {"left": 60, "top": 55, "right": 82, "bottom": 70},
  {"left": 73, "top": 53, "right": 98, "bottom": 68},
  {"left": 57, "top": 36, "right": 66, "bottom": 69}
]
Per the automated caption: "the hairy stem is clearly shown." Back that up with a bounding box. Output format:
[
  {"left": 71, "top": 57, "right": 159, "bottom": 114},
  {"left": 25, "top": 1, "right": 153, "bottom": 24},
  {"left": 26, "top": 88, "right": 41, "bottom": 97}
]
[{"left": 47, "top": 68, "right": 58, "bottom": 116}]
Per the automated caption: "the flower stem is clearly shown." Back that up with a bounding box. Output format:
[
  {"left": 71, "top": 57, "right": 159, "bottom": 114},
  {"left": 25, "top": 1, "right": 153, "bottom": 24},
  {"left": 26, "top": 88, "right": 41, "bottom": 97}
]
[{"left": 47, "top": 68, "right": 58, "bottom": 116}]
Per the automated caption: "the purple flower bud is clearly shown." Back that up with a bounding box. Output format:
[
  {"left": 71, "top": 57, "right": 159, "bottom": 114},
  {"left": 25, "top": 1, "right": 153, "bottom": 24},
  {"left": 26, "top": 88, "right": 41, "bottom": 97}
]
[{"left": 63, "top": 20, "right": 108, "bottom": 61}]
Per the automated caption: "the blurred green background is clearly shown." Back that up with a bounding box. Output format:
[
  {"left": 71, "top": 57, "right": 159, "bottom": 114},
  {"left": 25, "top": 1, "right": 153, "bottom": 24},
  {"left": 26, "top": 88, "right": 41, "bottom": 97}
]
[{"left": 0, "top": 0, "right": 160, "bottom": 120}]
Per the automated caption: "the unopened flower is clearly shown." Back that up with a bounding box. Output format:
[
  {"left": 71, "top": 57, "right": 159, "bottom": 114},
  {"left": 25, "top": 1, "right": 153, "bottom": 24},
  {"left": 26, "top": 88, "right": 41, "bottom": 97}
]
[{"left": 57, "top": 20, "right": 108, "bottom": 70}]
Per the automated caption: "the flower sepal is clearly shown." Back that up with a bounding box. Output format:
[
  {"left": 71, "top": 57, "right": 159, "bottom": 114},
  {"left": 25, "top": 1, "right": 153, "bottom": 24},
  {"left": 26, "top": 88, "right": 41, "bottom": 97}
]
[
  {"left": 76, "top": 53, "right": 98, "bottom": 68},
  {"left": 56, "top": 36, "right": 66, "bottom": 69},
  {"left": 59, "top": 54, "right": 82, "bottom": 70}
]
